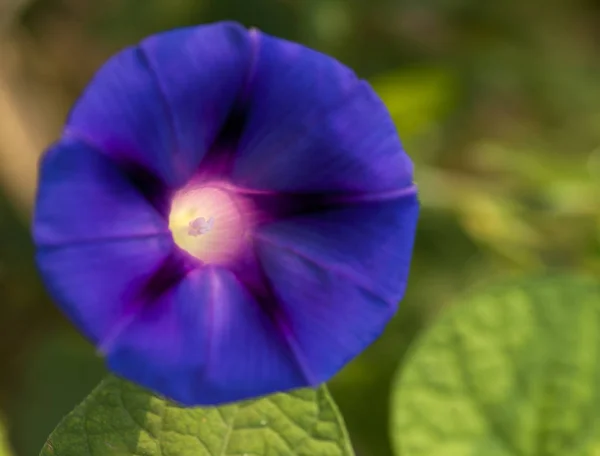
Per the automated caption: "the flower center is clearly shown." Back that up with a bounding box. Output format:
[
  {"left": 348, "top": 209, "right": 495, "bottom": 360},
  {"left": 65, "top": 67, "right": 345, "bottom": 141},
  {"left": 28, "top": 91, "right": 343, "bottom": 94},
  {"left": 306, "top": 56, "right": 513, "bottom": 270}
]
[{"left": 169, "top": 184, "right": 250, "bottom": 264}]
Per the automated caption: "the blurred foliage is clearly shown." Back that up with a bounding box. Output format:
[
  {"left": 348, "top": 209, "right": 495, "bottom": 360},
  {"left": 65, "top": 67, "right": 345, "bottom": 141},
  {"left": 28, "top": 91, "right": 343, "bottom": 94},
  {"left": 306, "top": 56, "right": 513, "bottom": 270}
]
[
  {"left": 391, "top": 275, "right": 600, "bottom": 455},
  {"left": 9, "top": 330, "right": 105, "bottom": 456},
  {"left": 0, "top": 416, "right": 13, "bottom": 456},
  {"left": 0, "top": 0, "right": 599, "bottom": 455}
]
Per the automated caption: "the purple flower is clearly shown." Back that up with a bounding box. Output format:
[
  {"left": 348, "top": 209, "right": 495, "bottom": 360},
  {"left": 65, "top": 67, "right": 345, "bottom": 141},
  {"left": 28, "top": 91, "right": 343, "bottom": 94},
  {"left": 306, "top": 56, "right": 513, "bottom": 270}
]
[{"left": 32, "top": 21, "right": 419, "bottom": 406}]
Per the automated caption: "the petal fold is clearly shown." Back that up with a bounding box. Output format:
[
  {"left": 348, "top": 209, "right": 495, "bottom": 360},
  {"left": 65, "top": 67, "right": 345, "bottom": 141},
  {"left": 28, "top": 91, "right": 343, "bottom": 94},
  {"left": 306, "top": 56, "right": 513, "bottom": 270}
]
[
  {"left": 253, "top": 193, "right": 419, "bottom": 383},
  {"left": 107, "top": 266, "right": 306, "bottom": 406},
  {"left": 232, "top": 31, "right": 413, "bottom": 194},
  {"left": 36, "top": 236, "right": 174, "bottom": 344},
  {"left": 33, "top": 136, "right": 167, "bottom": 247},
  {"left": 66, "top": 21, "right": 253, "bottom": 187}
]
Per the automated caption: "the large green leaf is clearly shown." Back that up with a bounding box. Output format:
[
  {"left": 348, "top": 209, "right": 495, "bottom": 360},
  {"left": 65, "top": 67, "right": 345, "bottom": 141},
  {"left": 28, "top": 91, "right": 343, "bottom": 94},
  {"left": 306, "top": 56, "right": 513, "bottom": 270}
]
[
  {"left": 391, "top": 275, "right": 600, "bottom": 456},
  {"left": 40, "top": 376, "right": 354, "bottom": 456}
]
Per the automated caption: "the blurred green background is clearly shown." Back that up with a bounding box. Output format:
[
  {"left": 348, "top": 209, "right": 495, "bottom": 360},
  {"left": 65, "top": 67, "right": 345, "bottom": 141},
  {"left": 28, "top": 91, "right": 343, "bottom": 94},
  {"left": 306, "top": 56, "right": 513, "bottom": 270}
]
[{"left": 0, "top": 0, "right": 599, "bottom": 455}]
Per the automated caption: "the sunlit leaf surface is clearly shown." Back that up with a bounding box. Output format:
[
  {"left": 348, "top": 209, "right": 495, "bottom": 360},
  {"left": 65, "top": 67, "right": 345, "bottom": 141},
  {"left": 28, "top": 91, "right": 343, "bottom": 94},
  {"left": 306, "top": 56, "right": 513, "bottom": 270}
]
[
  {"left": 41, "top": 376, "right": 354, "bottom": 456},
  {"left": 391, "top": 276, "right": 600, "bottom": 456}
]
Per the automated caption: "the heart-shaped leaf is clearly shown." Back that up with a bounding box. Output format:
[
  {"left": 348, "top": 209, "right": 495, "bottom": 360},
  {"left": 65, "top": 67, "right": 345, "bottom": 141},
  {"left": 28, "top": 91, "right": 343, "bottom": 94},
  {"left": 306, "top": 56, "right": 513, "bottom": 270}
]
[
  {"left": 391, "top": 275, "right": 600, "bottom": 456},
  {"left": 41, "top": 376, "right": 354, "bottom": 456}
]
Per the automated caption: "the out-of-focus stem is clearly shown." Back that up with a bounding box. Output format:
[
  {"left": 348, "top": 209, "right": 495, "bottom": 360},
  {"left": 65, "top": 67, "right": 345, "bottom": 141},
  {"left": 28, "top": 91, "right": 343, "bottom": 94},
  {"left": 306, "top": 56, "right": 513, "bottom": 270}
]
[
  {"left": 0, "top": 0, "right": 54, "bottom": 219},
  {"left": 0, "top": 40, "right": 53, "bottom": 220},
  {"left": 0, "top": 71, "right": 39, "bottom": 217}
]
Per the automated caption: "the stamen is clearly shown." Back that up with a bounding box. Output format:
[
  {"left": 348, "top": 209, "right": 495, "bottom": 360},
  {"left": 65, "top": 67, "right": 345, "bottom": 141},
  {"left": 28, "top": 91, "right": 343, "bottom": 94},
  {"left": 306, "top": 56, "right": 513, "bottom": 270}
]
[{"left": 188, "top": 216, "right": 215, "bottom": 236}]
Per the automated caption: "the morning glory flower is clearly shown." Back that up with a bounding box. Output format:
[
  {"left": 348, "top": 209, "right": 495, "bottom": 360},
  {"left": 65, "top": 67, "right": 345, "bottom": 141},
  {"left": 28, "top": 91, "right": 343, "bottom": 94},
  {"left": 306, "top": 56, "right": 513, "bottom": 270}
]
[{"left": 32, "top": 21, "right": 419, "bottom": 406}]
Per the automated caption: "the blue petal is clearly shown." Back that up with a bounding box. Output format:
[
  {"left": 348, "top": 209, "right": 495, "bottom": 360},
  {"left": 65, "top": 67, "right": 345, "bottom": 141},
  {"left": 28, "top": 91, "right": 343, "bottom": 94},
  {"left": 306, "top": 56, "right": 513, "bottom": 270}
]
[
  {"left": 253, "top": 191, "right": 419, "bottom": 383},
  {"left": 106, "top": 266, "right": 305, "bottom": 406},
  {"left": 33, "top": 136, "right": 168, "bottom": 247},
  {"left": 36, "top": 236, "right": 174, "bottom": 344},
  {"left": 232, "top": 31, "right": 413, "bottom": 193},
  {"left": 66, "top": 22, "right": 252, "bottom": 187}
]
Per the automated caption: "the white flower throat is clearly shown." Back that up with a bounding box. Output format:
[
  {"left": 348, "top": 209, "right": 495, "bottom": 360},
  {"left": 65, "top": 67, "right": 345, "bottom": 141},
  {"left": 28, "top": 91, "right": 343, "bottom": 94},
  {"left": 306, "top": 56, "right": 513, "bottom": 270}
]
[{"left": 168, "top": 184, "right": 251, "bottom": 264}]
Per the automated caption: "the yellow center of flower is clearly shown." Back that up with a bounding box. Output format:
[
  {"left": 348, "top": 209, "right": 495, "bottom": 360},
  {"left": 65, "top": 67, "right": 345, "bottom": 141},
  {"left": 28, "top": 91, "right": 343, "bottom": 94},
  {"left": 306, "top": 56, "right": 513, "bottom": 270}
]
[{"left": 169, "top": 184, "right": 249, "bottom": 264}]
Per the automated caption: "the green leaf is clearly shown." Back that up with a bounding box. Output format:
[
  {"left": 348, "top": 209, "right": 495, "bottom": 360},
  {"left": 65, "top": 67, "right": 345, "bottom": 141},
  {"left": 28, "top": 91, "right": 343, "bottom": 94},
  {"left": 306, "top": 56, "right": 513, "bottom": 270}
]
[
  {"left": 391, "top": 275, "right": 600, "bottom": 456},
  {"left": 40, "top": 376, "right": 354, "bottom": 456}
]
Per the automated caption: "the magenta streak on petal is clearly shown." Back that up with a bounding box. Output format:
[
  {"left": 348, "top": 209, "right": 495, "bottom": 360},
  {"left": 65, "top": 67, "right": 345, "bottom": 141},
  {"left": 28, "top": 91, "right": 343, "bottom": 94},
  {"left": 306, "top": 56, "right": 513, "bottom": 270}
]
[
  {"left": 190, "top": 107, "right": 247, "bottom": 183},
  {"left": 226, "top": 183, "right": 419, "bottom": 205},
  {"left": 98, "top": 249, "right": 198, "bottom": 355},
  {"left": 325, "top": 184, "right": 418, "bottom": 205},
  {"left": 183, "top": 30, "right": 259, "bottom": 186},
  {"left": 202, "top": 267, "right": 218, "bottom": 378},
  {"left": 213, "top": 181, "right": 278, "bottom": 195},
  {"left": 210, "top": 183, "right": 419, "bottom": 230},
  {"left": 96, "top": 306, "right": 141, "bottom": 356},
  {"left": 252, "top": 232, "right": 396, "bottom": 310},
  {"left": 117, "top": 160, "right": 173, "bottom": 218},
  {"left": 231, "top": 248, "right": 317, "bottom": 385},
  {"left": 62, "top": 129, "right": 174, "bottom": 219},
  {"left": 138, "top": 250, "right": 199, "bottom": 301}
]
